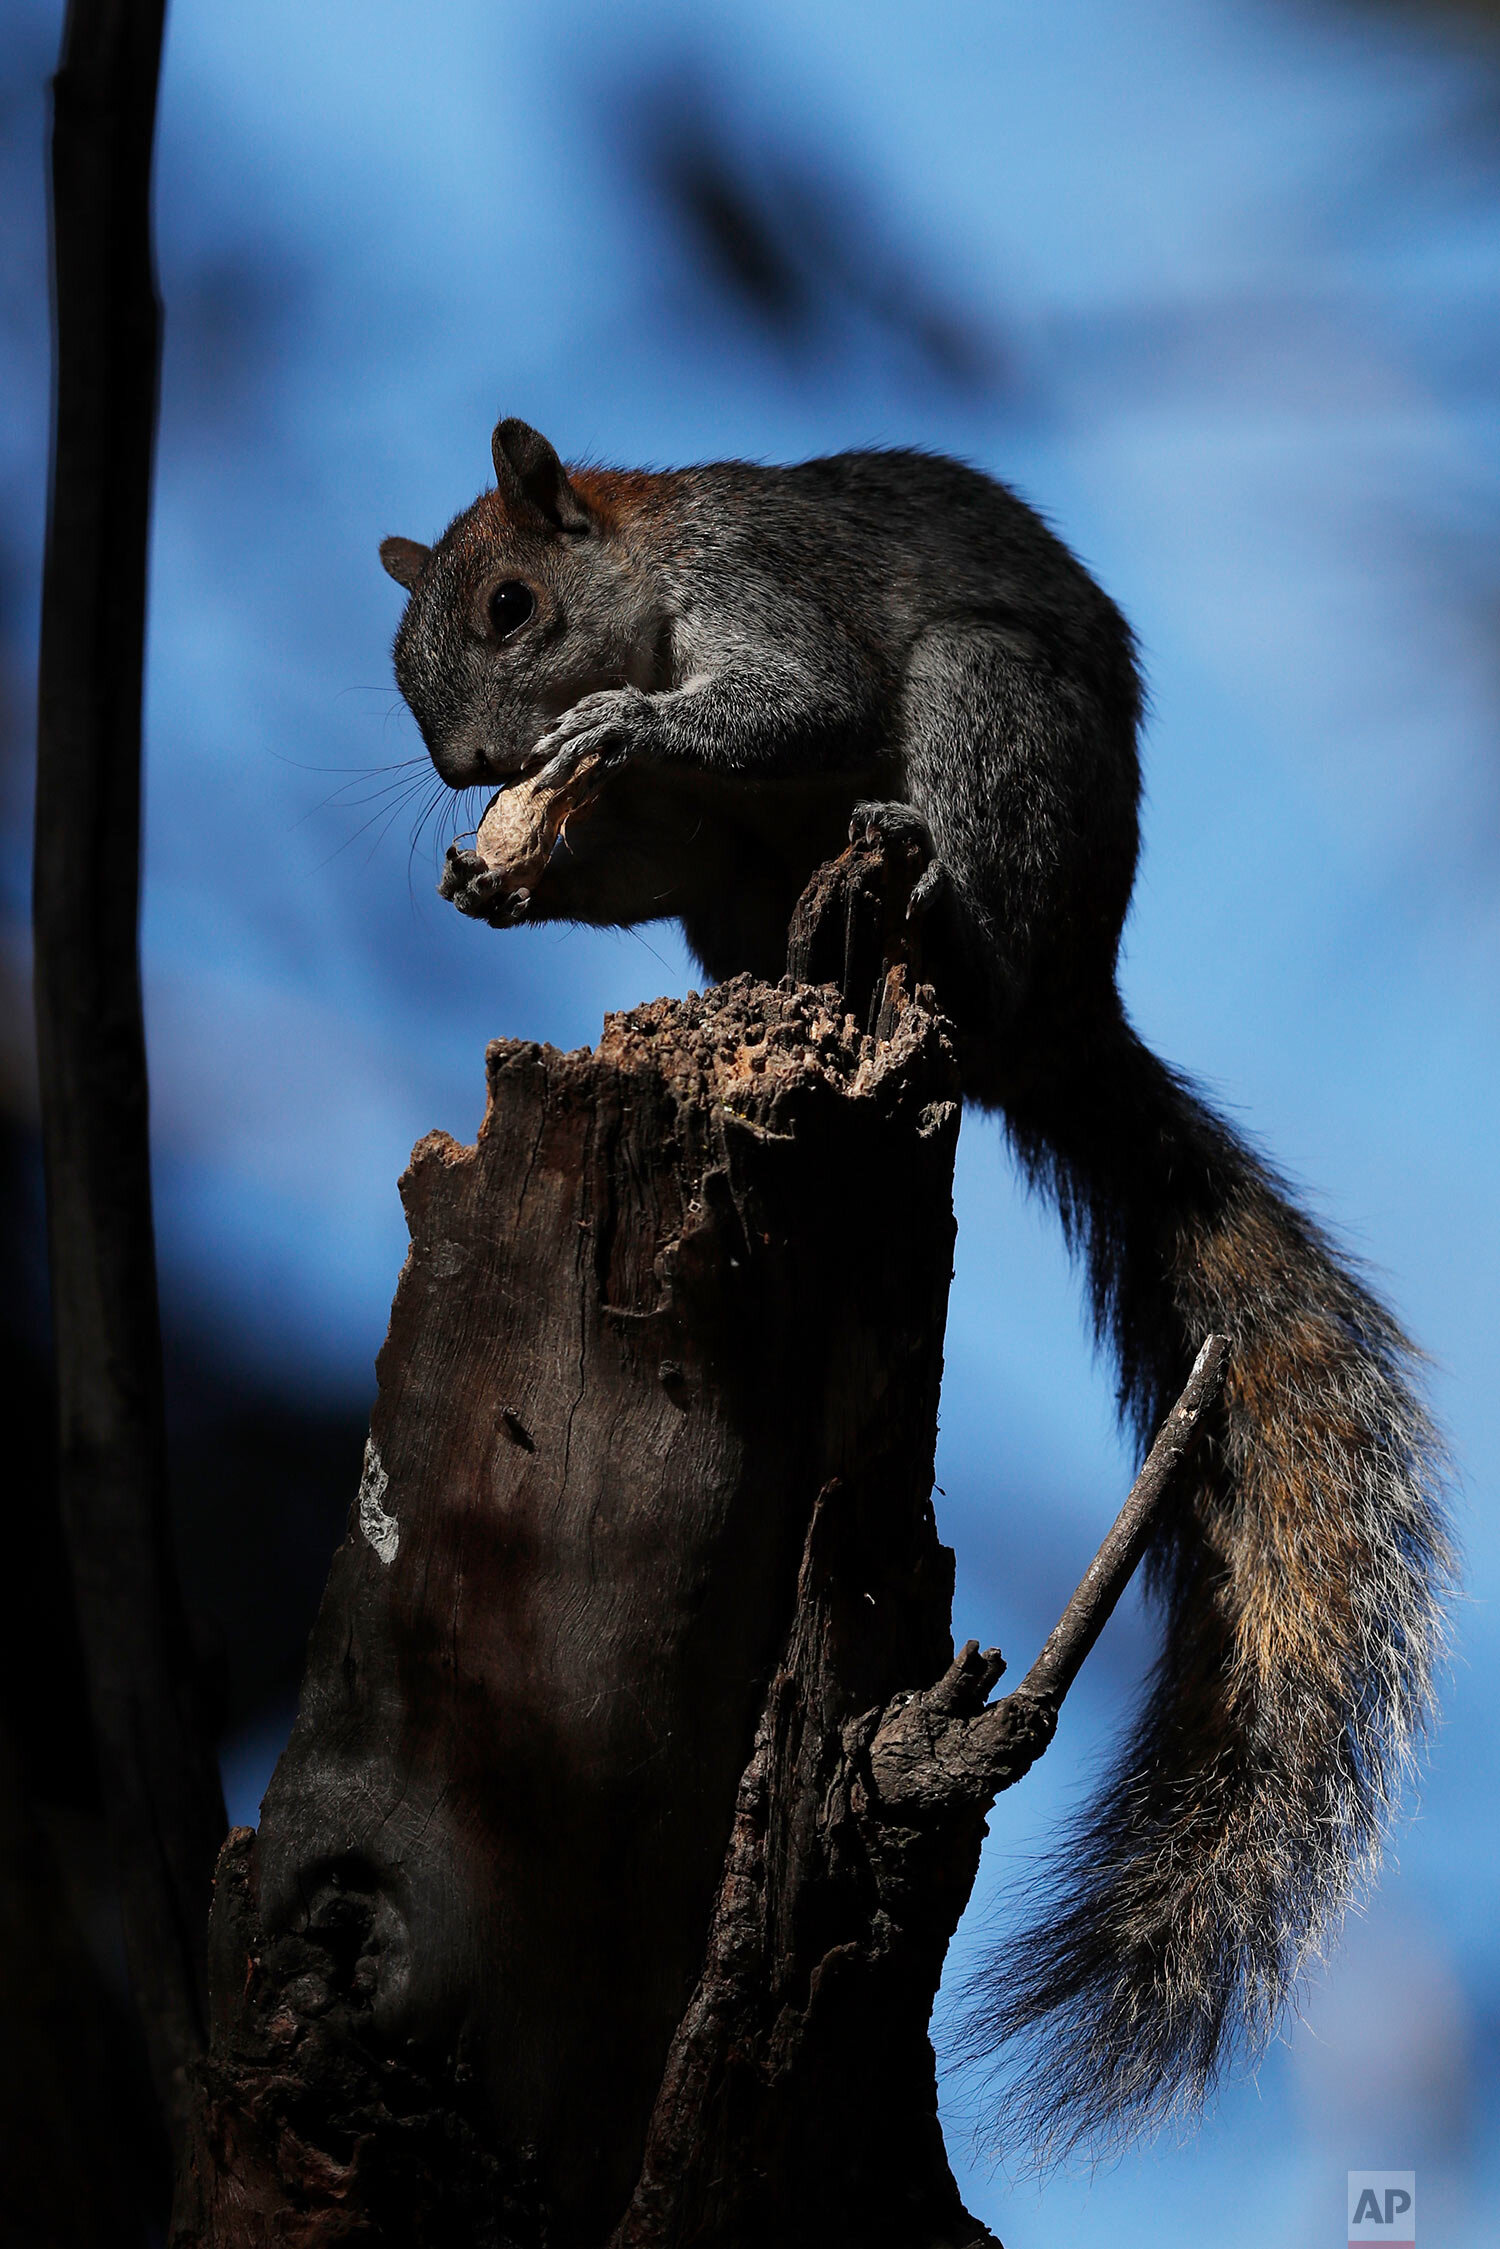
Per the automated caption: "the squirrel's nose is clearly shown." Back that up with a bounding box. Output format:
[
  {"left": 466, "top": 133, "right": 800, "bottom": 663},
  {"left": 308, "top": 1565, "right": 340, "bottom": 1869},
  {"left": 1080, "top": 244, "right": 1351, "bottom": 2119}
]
[
  {"left": 426, "top": 718, "right": 506, "bottom": 792},
  {"left": 427, "top": 741, "right": 490, "bottom": 792}
]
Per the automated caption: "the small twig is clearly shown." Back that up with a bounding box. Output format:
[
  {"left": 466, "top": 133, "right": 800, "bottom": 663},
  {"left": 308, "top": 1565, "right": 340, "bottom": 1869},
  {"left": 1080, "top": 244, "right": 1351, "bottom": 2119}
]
[
  {"left": 865, "top": 1336, "right": 1231, "bottom": 1823},
  {"left": 1017, "top": 1333, "right": 1229, "bottom": 1710}
]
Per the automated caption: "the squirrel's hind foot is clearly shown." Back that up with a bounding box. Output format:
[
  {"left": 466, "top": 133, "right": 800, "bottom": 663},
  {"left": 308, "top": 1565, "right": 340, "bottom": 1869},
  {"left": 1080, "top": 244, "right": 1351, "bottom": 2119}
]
[{"left": 849, "top": 799, "right": 950, "bottom": 923}]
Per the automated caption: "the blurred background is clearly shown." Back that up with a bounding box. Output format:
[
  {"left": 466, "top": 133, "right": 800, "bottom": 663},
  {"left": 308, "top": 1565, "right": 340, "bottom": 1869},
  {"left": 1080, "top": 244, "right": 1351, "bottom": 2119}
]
[{"left": 3, "top": 0, "right": 1500, "bottom": 2240}]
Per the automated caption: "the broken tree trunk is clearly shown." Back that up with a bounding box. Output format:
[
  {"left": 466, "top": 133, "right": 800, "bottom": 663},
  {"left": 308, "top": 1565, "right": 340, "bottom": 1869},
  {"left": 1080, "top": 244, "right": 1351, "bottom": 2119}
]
[{"left": 171, "top": 839, "right": 1225, "bottom": 2247}]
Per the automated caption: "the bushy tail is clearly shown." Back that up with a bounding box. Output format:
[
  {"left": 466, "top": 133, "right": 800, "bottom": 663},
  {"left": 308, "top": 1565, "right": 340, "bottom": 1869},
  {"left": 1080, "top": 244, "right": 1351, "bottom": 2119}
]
[{"left": 970, "top": 1014, "right": 1455, "bottom": 2163}]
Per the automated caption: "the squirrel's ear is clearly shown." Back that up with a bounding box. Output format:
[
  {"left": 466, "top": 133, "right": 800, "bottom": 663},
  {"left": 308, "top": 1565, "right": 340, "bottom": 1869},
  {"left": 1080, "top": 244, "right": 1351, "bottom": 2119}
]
[
  {"left": 491, "top": 418, "right": 592, "bottom": 533},
  {"left": 380, "top": 536, "right": 430, "bottom": 590}
]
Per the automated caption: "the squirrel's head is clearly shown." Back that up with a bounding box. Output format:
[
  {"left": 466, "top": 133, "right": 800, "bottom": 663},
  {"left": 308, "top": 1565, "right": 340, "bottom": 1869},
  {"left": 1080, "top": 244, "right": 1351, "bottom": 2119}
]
[{"left": 379, "top": 419, "right": 667, "bottom": 788}]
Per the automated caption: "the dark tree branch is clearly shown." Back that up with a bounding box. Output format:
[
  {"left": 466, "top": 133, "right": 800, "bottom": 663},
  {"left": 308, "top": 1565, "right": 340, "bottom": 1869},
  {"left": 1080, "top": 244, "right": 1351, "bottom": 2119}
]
[
  {"left": 33, "top": 0, "right": 226, "bottom": 2149},
  {"left": 1016, "top": 1331, "right": 1228, "bottom": 1707},
  {"left": 862, "top": 1331, "right": 1230, "bottom": 1823}
]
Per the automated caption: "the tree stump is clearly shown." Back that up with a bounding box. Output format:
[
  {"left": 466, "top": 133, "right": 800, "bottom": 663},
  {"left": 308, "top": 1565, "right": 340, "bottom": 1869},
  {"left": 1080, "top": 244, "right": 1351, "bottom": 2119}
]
[{"left": 170, "top": 839, "right": 1224, "bottom": 2247}]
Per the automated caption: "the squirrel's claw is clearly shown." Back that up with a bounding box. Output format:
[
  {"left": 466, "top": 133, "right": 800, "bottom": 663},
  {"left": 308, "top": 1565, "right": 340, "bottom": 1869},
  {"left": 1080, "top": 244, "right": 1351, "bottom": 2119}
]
[
  {"left": 906, "top": 857, "right": 950, "bottom": 923},
  {"left": 531, "top": 736, "right": 593, "bottom": 792},
  {"left": 439, "top": 845, "right": 485, "bottom": 902},
  {"left": 532, "top": 685, "right": 651, "bottom": 793},
  {"left": 439, "top": 844, "right": 531, "bottom": 926},
  {"left": 848, "top": 799, "right": 947, "bottom": 921}
]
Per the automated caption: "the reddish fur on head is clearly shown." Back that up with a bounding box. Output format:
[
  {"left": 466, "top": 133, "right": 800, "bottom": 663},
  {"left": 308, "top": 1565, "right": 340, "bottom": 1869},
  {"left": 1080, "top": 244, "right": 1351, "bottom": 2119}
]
[{"left": 377, "top": 420, "right": 675, "bottom": 791}]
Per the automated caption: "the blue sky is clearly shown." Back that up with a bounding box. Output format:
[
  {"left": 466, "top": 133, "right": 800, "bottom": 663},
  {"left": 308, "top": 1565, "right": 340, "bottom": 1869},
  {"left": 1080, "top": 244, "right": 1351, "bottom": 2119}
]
[{"left": 4, "top": 0, "right": 1500, "bottom": 2240}]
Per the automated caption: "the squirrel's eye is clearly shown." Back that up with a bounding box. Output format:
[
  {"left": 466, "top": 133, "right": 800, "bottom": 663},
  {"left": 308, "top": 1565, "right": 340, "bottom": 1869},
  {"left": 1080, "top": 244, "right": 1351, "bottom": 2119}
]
[{"left": 487, "top": 581, "right": 536, "bottom": 639}]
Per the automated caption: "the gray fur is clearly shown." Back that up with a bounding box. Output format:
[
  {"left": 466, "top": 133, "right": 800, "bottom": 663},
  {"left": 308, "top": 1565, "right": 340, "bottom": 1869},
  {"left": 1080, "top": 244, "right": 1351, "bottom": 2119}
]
[{"left": 382, "top": 424, "right": 1455, "bottom": 2163}]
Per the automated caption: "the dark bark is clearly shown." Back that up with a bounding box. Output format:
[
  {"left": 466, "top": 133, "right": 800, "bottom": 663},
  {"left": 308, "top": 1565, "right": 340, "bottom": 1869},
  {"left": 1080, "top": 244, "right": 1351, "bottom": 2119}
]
[
  {"left": 613, "top": 1333, "right": 1227, "bottom": 2249},
  {"left": 0, "top": 1716, "right": 160, "bottom": 2246},
  {"left": 33, "top": 0, "right": 227, "bottom": 2150},
  {"left": 170, "top": 839, "right": 1224, "bottom": 2245}
]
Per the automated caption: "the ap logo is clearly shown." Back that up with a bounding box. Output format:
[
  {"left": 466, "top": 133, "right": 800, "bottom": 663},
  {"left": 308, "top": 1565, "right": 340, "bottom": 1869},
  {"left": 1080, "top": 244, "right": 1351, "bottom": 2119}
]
[{"left": 1348, "top": 2172, "right": 1415, "bottom": 2247}]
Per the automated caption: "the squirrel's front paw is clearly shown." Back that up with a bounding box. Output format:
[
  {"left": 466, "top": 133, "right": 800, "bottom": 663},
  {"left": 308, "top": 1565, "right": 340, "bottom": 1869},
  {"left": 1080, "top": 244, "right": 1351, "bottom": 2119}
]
[
  {"left": 438, "top": 845, "right": 485, "bottom": 903},
  {"left": 532, "top": 685, "right": 652, "bottom": 789},
  {"left": 439, "top": 843, "right": 532, "bottom": 926}
]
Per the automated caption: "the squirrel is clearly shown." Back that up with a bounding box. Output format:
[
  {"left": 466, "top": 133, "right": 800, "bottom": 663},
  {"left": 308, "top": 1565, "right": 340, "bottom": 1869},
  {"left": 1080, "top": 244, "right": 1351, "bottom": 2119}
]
[{"left": 378, "top": 417, "right": 1454, "bottom": 2161}]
